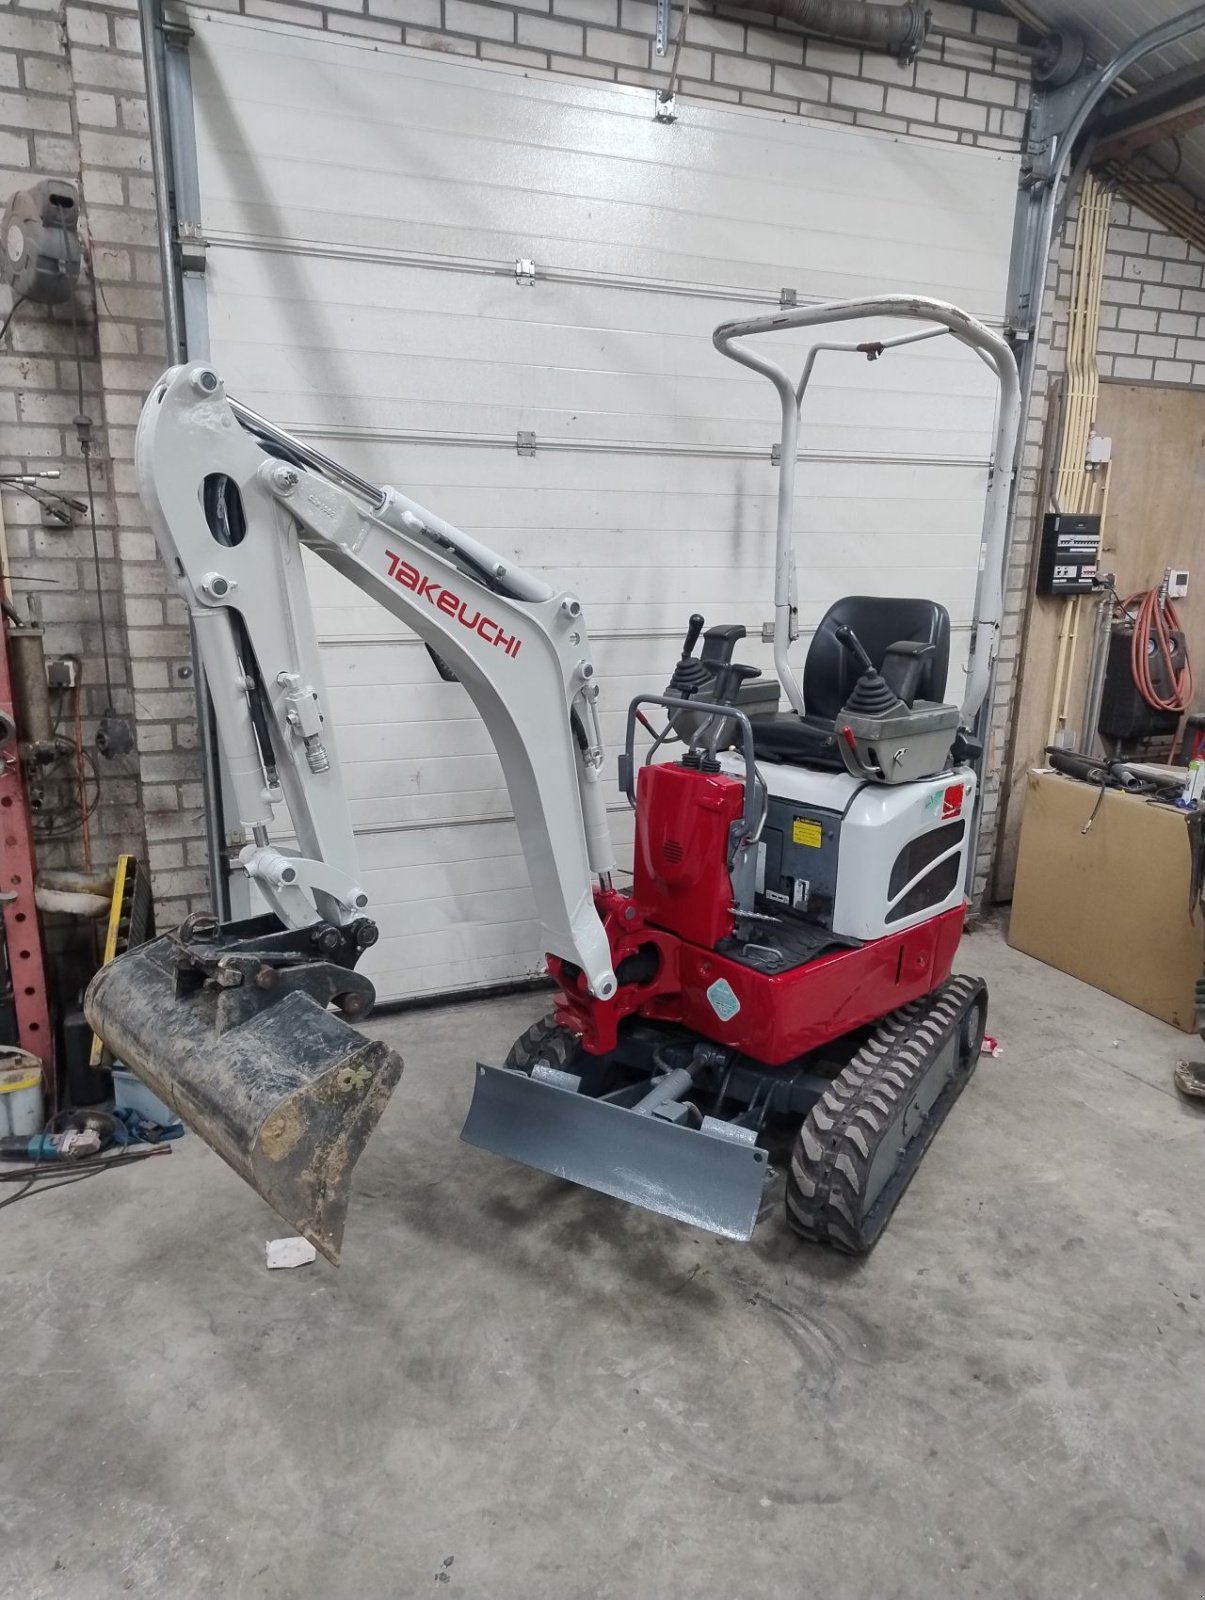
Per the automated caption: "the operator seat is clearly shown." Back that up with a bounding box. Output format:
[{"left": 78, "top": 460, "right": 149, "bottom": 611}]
[{"left": 750, "top": 595, "right": 951, "bottom": 765}]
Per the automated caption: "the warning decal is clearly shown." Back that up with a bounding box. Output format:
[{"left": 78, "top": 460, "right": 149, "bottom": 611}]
[{"left": 792, "top": 818, "right": 823, "bottom": 849}]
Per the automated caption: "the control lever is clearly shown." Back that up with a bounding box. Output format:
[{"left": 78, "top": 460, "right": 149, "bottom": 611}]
[
  {"left": 834, "top": 623, "right": 875, "bottom": 675},
  {"left": 668, "top": 613, "right": 710, "bottom": 698}
]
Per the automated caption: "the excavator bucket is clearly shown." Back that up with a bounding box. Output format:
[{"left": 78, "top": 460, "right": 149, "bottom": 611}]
[
  {"left": 84, "top": 933, "right": 403, "bottom": 1263},
  {"left": 461, "top": 1064, "right": 771, "bottom": 1240}
]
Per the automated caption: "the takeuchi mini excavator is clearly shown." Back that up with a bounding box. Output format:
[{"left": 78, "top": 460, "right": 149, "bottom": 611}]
[{"left": 85, "top": 295, "right": 1020, "bottom": 1264}]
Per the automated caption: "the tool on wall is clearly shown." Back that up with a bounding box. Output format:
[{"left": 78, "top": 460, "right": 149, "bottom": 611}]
[
  {"left": 1, "top": 177, "right": 134, "bottom": 766},
  {"left": 0, "top": 179, "right": 80, "bottom": 343},
  {"left": 0, "top": 597, "right": 99, "bottom": 846}
]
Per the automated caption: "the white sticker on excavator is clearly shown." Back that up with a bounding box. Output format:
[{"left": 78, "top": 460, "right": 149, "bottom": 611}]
[{"left": 706, "top": 978, "right": 741, "bottom": 1022}]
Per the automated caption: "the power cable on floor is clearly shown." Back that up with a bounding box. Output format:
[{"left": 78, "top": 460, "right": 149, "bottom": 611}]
[{"left": 0, "top": 1145, "right": 172, "bottom": 1211}]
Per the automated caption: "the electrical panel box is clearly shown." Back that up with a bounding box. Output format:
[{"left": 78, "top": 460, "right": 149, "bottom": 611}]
[{"left": 1037, "top": 513, "right": 1101, "bottom": 596}]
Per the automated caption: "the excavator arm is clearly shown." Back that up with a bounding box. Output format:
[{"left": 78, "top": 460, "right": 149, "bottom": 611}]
[{"left": 85, "top": 362, "right": 619, "bottom": 1261}]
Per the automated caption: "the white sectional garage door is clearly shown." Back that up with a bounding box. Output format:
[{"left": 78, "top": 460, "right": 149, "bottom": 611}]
[{"left": 180, "top": 12, "right": 1018, "bottom": 1001}]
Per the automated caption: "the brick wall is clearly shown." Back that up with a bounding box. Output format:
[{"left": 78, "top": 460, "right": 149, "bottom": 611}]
[
  {"left": 1, "top": 0, "right": 212, "bottom": 939},
  {"left": 1095, "top": 198, "right": 1205, "bottom": 385},
  {"left": 1, "top": 0, "right": 148, "bottom": 916},
  {"left": 974, "top": 192, "right": 1205, "bottom": 903}
]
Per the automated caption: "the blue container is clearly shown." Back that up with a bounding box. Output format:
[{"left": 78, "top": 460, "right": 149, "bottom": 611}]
[{"left": 112, "top": 1069, "right": 180, "bottom": 1130}]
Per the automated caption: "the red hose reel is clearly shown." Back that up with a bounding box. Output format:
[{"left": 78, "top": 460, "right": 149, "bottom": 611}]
[{"left": 1126, "top": 588, "right": 1194, "bottom": 715}]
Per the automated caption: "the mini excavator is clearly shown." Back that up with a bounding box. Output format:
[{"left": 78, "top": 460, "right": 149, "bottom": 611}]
[{"left": 86, "top": 295, "right": 1019, "bottom": 1263}]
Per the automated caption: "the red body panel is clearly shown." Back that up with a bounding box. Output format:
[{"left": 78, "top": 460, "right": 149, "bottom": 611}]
[
  {"left": 631, "top": 762, "right": 742, "bottom": 949},
  {"left": 674, "top": 904, "right": 965, "bottom": 1064},
  {"left": 551, "top": 754, "right": 967, "bottom": 1068}
]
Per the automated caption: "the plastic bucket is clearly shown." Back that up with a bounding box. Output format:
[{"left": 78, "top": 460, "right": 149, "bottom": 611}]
[{"left": 0, "top": 1058, "right": 45, "bottom": 1138}]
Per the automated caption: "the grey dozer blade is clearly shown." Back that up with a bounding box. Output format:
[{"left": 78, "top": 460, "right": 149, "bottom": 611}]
[
  {"left": 461, "top": 1063, "right": 771, "bottom": 1240},
  {"left": 84, "top": 933, "right": 403, "bottom": 1264}
]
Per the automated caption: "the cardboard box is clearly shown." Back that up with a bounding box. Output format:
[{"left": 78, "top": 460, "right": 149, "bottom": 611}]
[{"left": 1008, "top": 769, "right": 1203, "bottom": 1031}]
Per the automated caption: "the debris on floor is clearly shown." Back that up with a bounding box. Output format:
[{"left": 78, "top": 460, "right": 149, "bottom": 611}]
[{"left": 266, "top": 1236, "right": 318, "bottom": 1270}]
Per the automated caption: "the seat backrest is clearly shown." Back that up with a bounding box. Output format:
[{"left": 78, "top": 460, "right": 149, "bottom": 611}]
[{"left": 802, "top": 595, "right": 951, "bottom": 720}]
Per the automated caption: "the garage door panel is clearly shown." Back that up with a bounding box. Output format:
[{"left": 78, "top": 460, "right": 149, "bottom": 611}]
[
  {"left": 200, "top": 112, "right": 997, "bottom": 276},
  {"left": 206, "top": 252, "right": 999, "bottom": 453},
  {"left": 186, "top": 13, "right": 1015, "bottom": 999},
  {"left": 208, "top": 246, "right": 1009, "bottom": 354},
  {"left": 352, "top": 809, "right": 635, "bottom": 876},
  {"left": 321, "top": 629, "right": 973, "bottom": 708},
  {"left": 191, "top": 19, "right": 1013, "bottom": 303},
  {"left": 311, "top": 576, "right": 982, "bottom": 646},
  {"left": 298, "top": 456, "right": 994, "bottom": 631}
]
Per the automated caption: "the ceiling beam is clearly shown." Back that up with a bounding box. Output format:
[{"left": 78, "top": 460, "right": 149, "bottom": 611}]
[{"left": 1090, "top": 58, "right": 1205, "bottom": 162}]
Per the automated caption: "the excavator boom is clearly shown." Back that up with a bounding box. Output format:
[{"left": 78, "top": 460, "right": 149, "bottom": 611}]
[{"left": 85, "top": 363, "right": 619, "bottom": 1259}]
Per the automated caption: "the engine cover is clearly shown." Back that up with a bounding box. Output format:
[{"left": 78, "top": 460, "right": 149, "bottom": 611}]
[{"left": 720, "top": 755, "right": 976, "bottom": 941}]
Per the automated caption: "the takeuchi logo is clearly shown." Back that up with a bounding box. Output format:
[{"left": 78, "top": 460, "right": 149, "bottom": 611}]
[{"left": 383, "top": 550, "right": 521, "bottom": 658}]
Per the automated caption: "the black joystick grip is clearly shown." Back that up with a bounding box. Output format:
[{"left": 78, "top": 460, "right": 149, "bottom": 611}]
[
  {"left": 834, "top": 623, "right": 875, "bottom": 675},
  {"left": 667, "top": 612, "right": 711, "bottom": 697}
]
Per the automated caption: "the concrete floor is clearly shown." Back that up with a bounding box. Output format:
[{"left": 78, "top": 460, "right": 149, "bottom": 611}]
[{"left": 4, "top": 922, "right": 1205, "bottom": 1599}]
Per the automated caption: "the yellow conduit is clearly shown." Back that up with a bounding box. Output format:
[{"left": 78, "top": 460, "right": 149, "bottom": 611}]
[{"left": 1048, "top": 173, "right": 1113, "bottom": 747}]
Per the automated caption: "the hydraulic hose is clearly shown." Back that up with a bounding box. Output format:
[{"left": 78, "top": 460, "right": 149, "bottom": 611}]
[{"left": 1126, "top": 588, "right": 1194, "bottom": 714}]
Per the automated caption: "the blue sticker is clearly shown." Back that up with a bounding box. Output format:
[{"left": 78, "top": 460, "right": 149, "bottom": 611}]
[{"left": 706, "top": 978, "right": 741, "bottom": 1022}]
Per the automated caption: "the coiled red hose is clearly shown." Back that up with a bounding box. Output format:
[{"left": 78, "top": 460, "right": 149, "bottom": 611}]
[{"left": 1126, "top": 588, "right": 1193, "bottom": 713}]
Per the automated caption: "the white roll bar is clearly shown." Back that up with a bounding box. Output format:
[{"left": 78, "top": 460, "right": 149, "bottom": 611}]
[{"left": 712, "top": 295, "right": 1021, "bottom": 725}]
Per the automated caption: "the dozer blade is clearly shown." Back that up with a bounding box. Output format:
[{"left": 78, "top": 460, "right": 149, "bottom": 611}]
[
  {"left": 84, "top": 936, "right": 403, "bottom": 1264},
  {"left": 461, "top": 1063, "right": 770, "bottom": 1240}
]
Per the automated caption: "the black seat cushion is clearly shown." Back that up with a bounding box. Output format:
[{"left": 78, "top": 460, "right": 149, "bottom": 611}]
[{"left": 749, "top": 712, "right": 843, "bottom": 768}]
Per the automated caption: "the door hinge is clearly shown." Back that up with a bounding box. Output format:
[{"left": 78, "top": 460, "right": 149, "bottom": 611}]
[
  {"left": 177, "top": 221, "right": 207, "bottom": 274},
  {"left": 162, "top": 10, "right": 194, "bottom": 46},
  {"left": 514, "top": 258, "right": 536, "bottom": 285},
  {"left": 655, "top": 90, "right": 677, "bottom": 123},
  {"left": 770, "top": 442, "right": 781, "bottom": 464},
  {"left": 516, "top": 430, "right": 536, "bottom": 456},
  {"left": 779, "top": 288, "right": 797, "bottom": 308}
]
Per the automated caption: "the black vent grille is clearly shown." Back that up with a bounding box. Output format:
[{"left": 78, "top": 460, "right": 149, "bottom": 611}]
[
  {"left": 885, "top": 852, "right": 961, "bottom": 924},
  {"left": 888, "top": 820, "right": 965, "bottom": 900}
]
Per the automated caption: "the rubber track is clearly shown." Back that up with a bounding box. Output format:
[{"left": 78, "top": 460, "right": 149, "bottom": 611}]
[
  {"left": 505, "top": 1014, "right": 576, "bottom": 1074},
  {"left": 785, "top": 974, "right": 985, "bottom": 1255}
]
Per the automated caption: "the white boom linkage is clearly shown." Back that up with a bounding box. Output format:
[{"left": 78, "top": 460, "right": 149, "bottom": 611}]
[{"left": 137, "top": 363, "right": 619, "bottom": 1001}]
